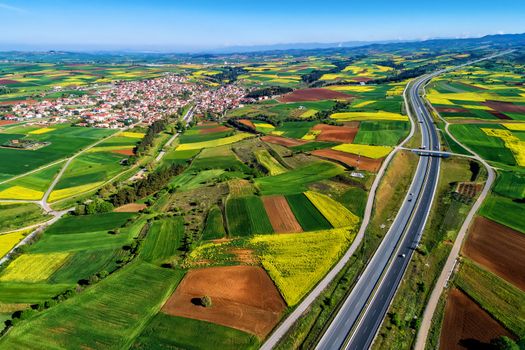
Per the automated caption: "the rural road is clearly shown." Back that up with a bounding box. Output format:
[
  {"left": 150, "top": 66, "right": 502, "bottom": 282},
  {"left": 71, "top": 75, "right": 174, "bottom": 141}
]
[
  {"left": 315, "top": 52, "right": 509, "bottom": 350},
  {"left": 154, "top": 106, "right": 194, "bottom": 162}
]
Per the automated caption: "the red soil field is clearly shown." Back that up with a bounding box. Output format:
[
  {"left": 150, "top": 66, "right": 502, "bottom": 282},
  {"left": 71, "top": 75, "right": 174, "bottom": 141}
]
[
  {"left": 278, "top": 88, "right": 353, "bottom": 103},
  {"left": 0, "top": 79, "right": 19, "bottom": 85},
  {"left": 0, "top": 99, "right": 36, "bottom": 106},
  {"left": 436, "top": 107, "right": 470, "bottom": 114},
  {"left": 313, "top": 123, "right": 359, "bottom": 143},
  {"left": 484, "top": 100, "right": 525, "bottom": 114},
  {"left": 199, "top": 125, "right": 231, "bottom": 134},
  {"left": 462, "top": 217, "right": 525, "bottom": 291},
  {"left": 162, "top": 266, "right": 286, "bottom": 338},
  {"left": 262, "top": 195, "right": 303, "bottom": 233},
  {"left": 312, "top": 149, "right": 383, "bottom": 172},
  {"left": 489, "top": 111, "right": 512, "bottom": 120},
  {"left": 351, "top": 77, "right": 373, "bottom": 83},
  {"left": 114, "top": 203, "right": 147, "bottom": 213},
  {"left": 239, "top": 119, "right": 256, "bottom": 130},
  {"left": 261, "top": 135, "right": 306, "bottom": 147},
  {"left": 440, "top": 288, "right": 514, "bottom": 350},
  {"left": 0, "top": 120, "right": 16, "bottom": 126},
  {"left": 111, "top": 149, "right": 135, "bottom": 156}
]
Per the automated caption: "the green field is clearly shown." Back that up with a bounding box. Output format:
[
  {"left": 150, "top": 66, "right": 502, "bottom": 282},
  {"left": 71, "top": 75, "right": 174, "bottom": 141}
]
[
  {"left": 132, "top": 314, "right": 259, "bottom": 350},
  {"left": 45, "top": 212, "right": 134, "bottom": 235},
  {"left": 285, "top": 193, "right": 332, "bottom": 231},
  {"left": 226, "top": 195, "right": 274, "bottom": 236},
  {"left": 255, "top": 161, "right": 344, "bottom": 195},
  {"left": 479, "top": 194, "right": 525, "bottom": 233},
  {"left": 354, "top": 121, "right": 410, "bottom": 146},
  {"left": 140, "top": 217, "right": 184, "bottom": 264},
  {"left": 0, "top": 203, "right": 50, "bottom": 232},
  {"left": 0, "top": 262, "right": 184, "bottom": 349},
  {"left": 493, "top": 170, "right": 525, "bottom": 199},
  {"left": 255, "top": 149, "right": 287, "bottom": 175},
  {"left": 202, "top": 205, "right": 227, "bottom": 240}
]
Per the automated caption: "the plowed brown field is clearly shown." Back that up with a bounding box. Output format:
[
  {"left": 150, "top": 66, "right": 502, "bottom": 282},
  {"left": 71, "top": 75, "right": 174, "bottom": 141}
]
[
  {"left": 278, "top": 88, "right": 353, "bottom": 102},
  {"left": 261, "top": 135, "right": 306, "bottom": 147},
  {"left": 199, "top": 125, "right": 231, "bottom": 134},
  {"left": 114, "top": 203, "right": 147, "bottom": 212},
  {"left": 484, "top": 100, "right": 525, "bottom": 114},
  {"left": 239, "top": 119, "right": 256, "bottom": 130},
  {"left": 440, "top": 288, "right": 514, "bottom": 350},
  {"left": 313, "top": 123, "right": 359, "bottom": 143},
  {"left": 111, "top": 149, "right": 135, "bottom": 156},
  {"left": 262, "top": 195, "right": 303, "bottom": 233},
  {"left": 162, "top": 266, "right": 286, "bottom": 338},
  {"left": 463, "top": 217, "right": 525, "bottom": 291},
  {"left": 312, "top": 149, "right": 382, "bottom": 172}
]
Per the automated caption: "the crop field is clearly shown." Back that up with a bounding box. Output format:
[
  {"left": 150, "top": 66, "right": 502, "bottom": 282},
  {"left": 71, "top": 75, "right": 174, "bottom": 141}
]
[
  {"left": 132, "top": 314, "right": 259, "bottom": 350},
  {"left": 285, "top": 193, "right": 333, "bottom": 231},
  {"left": 262, "top": 195, "right": 303, "bottom": 233},
  {"left": 226, "top": 195, "right": 274, "bottom": 236},
  {"left": 202, "top": 206, "right": 227, "bottom": 240},
  {"left": 353, "top": 121, "right": 410, "bottom": 146},
  {"left": 176, "top": 132, "right": 253, "bottom": 150},
  {"left": 255, "top": 161, "right": 344, "bottom": 195},
  {"left": 493, "top": 170, "right": 525, "bottom": 199},
  {"left": 332, "top": 143, "right": 393, "bottom": 159},
  {"left": 0, "top": 162, "right": 63, "bottom": 200},
  {"left": 305, "top": 191, "right": 360, "bottom": 228},
  {"left": 0, "top": 229, "right": 30, "bottom": 258},
  {"left": 190, "top": 146, "right": 249, "bottom": 173},
  {"left": 46, "top": 212, "right": 134, "bottom": 234},
  {"left": 331, "top": 111, "right": 408, "bottom": 122},
  {"left": 0, "top": 203, "right": 50, "bottom": 232},
  {"left": 0, "top": 262, "right": 185, "bottom": 349},
  {"left": 140, "top": 217, "right": 184, "bottom": 264},
  {"left": 479, "top": 194, "right": 525, "bottom": 233},
  {"left": 255, "top": 149, "right": 287, "bottom": 175},
  {"left": 251, "top": 227, "right": 356, "bottom": 306},
  {"left": 0, "top": 253, "right": 71, "bottom": 282},
  {"left": 0, "top": 125, "right": 115, "bottom": 180}
]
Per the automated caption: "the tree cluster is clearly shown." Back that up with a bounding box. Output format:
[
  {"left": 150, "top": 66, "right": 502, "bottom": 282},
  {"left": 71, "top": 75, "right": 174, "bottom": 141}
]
[
  {"left": 134, "top": 119, "right": 168, "bottom": 155},
  {"left": 245, "top": 86, "right": 292, "bottom": 99}
]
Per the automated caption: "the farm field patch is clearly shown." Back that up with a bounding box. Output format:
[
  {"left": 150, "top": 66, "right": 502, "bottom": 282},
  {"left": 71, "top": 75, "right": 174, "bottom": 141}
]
[
  {"left": 140, "top": 217, "right": 185, "bottom": 264},
  {"left": 285, "top": 193, "right": 332, "bottom": 231},
  {"left": 331, "top": 111, "right": 408, "bottom": 122},
  {"left": 202, "top": 205, "right": 227, "bottom": 240},
  {"left": 305, "top": 191, "right": 360, "bottom": 228},
  {"left": 176, "top": 133, "right": 253, "bottom": 150},
  {"left": 0, "top": 229, "right": 30, "bottom": 258},
  {"left": 313, "top": 123, "right": 359, "bottom": 143},
  {"left": 0, "top": 203, "right": 50, "bottom": 232},
  {"left": 262, "top": 195, "right": 303, "bottom": 233},
  {"left": 332, "top": 143, "right": 392, "bottom": 159},
  {"left": 255, "top": 149, "right": 287, "bottom": 175},
  {"left": 161, "top": 266, "right": 286, "bottom": 338},
  {"left": 226, "top": 195, "right": 274, "bottom": 236},
  {"left": 0, "top": 253, "right": 70, "bottom": 282},
  {"left": 479, "top": 194, "right": 525, "bottom": 233},
  {"left": 311, "top": 148, "right": 383, "bottom": 172}
]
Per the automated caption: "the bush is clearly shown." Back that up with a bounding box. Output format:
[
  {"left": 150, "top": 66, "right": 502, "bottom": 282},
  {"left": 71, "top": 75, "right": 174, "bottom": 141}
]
[{"left": 201, "top": 296, "right": 212, "bottom": 308}]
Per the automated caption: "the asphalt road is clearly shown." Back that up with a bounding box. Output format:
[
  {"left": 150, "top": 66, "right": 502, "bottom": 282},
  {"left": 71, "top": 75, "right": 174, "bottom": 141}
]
[{"left": 316, "top": 73, "right": 441, "bottom": 350}]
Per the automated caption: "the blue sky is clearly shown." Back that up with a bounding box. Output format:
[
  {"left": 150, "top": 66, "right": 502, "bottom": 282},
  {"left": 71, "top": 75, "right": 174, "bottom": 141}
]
[{"left": 1, "top": 0, "right": 524, "bottom": 51}]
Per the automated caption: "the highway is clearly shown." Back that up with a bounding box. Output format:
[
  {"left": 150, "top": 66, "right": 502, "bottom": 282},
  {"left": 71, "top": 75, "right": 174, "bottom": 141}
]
[{"left": 316, "top": 73, "right": 441, "bottom": 350}]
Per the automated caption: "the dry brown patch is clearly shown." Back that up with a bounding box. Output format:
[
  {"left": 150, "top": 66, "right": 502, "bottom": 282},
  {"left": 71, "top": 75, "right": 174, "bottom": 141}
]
[
  {"left": 239, "top": 119, "right": 256, "bottom": 130},
  {"left": 111, "top": 149, "right": 135, "bottom": 156},
  {"left": 262, "top": 195, "right": 303, "bottom": 233},
  {"left": 439, "top": 288, "right": 514, "bottom": 350},
  {"left": 162, "top": 265, "right": 286, "bottom": 338},
  {"left": 313, "top": 123, "right": 359, "bottom": 143},
  {"left": 278, "top": 88, "right": 354, "bottom": 103},
  {"left": 455, "top": 182, "right": 483, "bottom": 199},
  {"left": 463, "top": 217, "right": 525, "bottom": 291},
  {"left": 261, "top": 135, "right": 306, "bottom": 147},
  {"left": 484, "top": 100, "right": 525, "bottom": 114},
  {"left": 0, "top": 99, "right": 36, "bottom": 106},
  {"left": 436, "top": 107, "right": 470, "bottom": 113},
  {"left": 230, "top": 248, "right": 258, "bottom": 264},
  {"left": 0, "top": 120, "right": 16, "bottom": 126},
  {"left": 199, "top": 125, "right": 231, "bottom": 134},
  {"left": 114, "top": 203, "right": 147, "bottom": 213},
  {"left": 312, "top": 149, "right": 382, "bottom": 172}
]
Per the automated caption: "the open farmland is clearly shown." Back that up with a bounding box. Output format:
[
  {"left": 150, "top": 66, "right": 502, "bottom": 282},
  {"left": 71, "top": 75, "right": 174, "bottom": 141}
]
[
  {"left": 262, "top": 195, "right": 303, "bottom": 233},
  {"left": 304, "top": 191, "right": 360, "bottom": 228},
  {"left": 226, "top": 195, "right": 274, "bottom": 236},
  {"left": 0, "top": 253, "right": 70, "bottom": 282},
  {"left": 255, "top": 149, "right": 287, "bottom": 175}
]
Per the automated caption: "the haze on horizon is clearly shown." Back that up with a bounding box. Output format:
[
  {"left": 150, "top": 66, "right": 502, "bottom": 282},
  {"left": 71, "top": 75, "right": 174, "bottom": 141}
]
[{"left": 1, "top": 0, "right": 524, "bottom": 52}]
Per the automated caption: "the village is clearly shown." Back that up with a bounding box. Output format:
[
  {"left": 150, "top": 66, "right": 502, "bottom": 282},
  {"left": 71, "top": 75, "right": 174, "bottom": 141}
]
[{"left": 2, "top": 73, "right": 247, "bottom": 128}]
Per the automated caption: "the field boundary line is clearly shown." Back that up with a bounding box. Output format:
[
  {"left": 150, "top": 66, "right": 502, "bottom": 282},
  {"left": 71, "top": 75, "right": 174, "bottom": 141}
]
[{"left": 260, "top": 80, "right": 417, "bottom": 350}]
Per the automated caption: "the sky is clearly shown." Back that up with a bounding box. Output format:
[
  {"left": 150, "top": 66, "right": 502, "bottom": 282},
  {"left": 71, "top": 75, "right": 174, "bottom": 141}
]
[{"left": 1, "top": 0, "right": 524, "bottom": 52}]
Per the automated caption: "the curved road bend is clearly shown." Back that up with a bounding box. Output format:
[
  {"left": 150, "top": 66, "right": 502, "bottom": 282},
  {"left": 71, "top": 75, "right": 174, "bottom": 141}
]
[{"left": 316, "top": 74, "right": 441, "bottom": 350}]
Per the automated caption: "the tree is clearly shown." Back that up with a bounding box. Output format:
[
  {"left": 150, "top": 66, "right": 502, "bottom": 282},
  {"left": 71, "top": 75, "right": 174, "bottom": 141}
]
[
  {"left": 201, "top": 296, "right": 212, "bottom": 308},
  {"left": 491, "top": 337, "right": 520, "bottom": 350}
]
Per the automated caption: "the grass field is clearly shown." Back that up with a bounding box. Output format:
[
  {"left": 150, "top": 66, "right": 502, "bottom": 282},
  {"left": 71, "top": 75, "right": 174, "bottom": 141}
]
[
  {"left": 251, "top": 227, "right": 356, "bottom": 306},
  {"left": 305, "top": 191, "right": 360, "bottom": 228},
  {"left": 255, "top": 161, "right": 344, "bottom": 195},
  {"left": 140, "top": 217, "right": 184, "bottom": 264},
  {"left": 456, "top": 259, "right": 525, "bottom": 337},
  {"left": 479, "top": 194, "right": 525, "bottom": 233},
  {"left": 285, "top": 193, "right": 333, "bottom": 231},
  {"left": 354, "top": 121, "right": 410, "bottom": 146},
  {"left": 45, "top": 212, "right": 134, "bottom": 235},
  {"left": 493, "top": 170, "right": 525, "bottom": 199},
  {"left": 132, "top": 314, "right": 259, "bottom": 350},
  {"left": 0, "top": 253, "right": 70, "bottom": 282},
  {"left": 202, "top": 205, "right": 227, "bottom": 240},
  {"left": 255, "top": 149, "right": 287, "bottom": 175},
  {"left": 226, "top": 195, "right": 274, "bottom": 236},
  {"left": 0, "top": 262, "right": 185, "bottom": 349},
  {"left": 0, "top": 203, "right": 50, "bottom": 232},
  {"left": 0, "top": 162, "right": 63, "bottom": 200}
]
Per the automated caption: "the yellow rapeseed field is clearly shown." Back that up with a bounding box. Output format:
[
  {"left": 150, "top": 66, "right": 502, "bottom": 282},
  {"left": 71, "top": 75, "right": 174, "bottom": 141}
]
[
  {"left": 250, "top": 227, "right": 356, "bottom": 306},
  {"left": 301, "top": 129, "right": 321, "bottom": 141},
  {"left": 327, "top": 85, "right": 375, "bottom": 92},
  {"left": 28, "top": 127, "right": 55, "bottom": 135},
  {"left": 353, "top": 100, "right": 375, "bottom": 108},
  {"left": 0, "top": 253, "right": 70, "bottom": 282},
  {"left": 332, "top": 144, "right": 393, "bottom": 159},
  {"left": 120, "top": 131, "right": 145, "bottom": 138},
  {"left": 176, "top": 133, "right": 253, "bottom": 151},
  {"left": 254, "top": 149, "right": 287, "bottom": 176},
  {"left": 48, "top": 181, "right": 104, "bottom": 202},
  {"left": 300, "top": 109, "right": 319, "bottom": 118},
  {"left": 503, "top": 123, "right": 525, "bottom": 132},
  {"left": 0, "top": 229, "right": 31, "bottom": 258},
  {"left": 305, "top": 191, "right": 360, "bottom": 228},
  {"left": 0, "top": 186, "right": 44, "bottom": 200},
  {"left": 482, "top": 128, "right": 525, "bottom": 166},
  {"left": 330, "top": 111, "right": 408, "bottom": 122}
]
